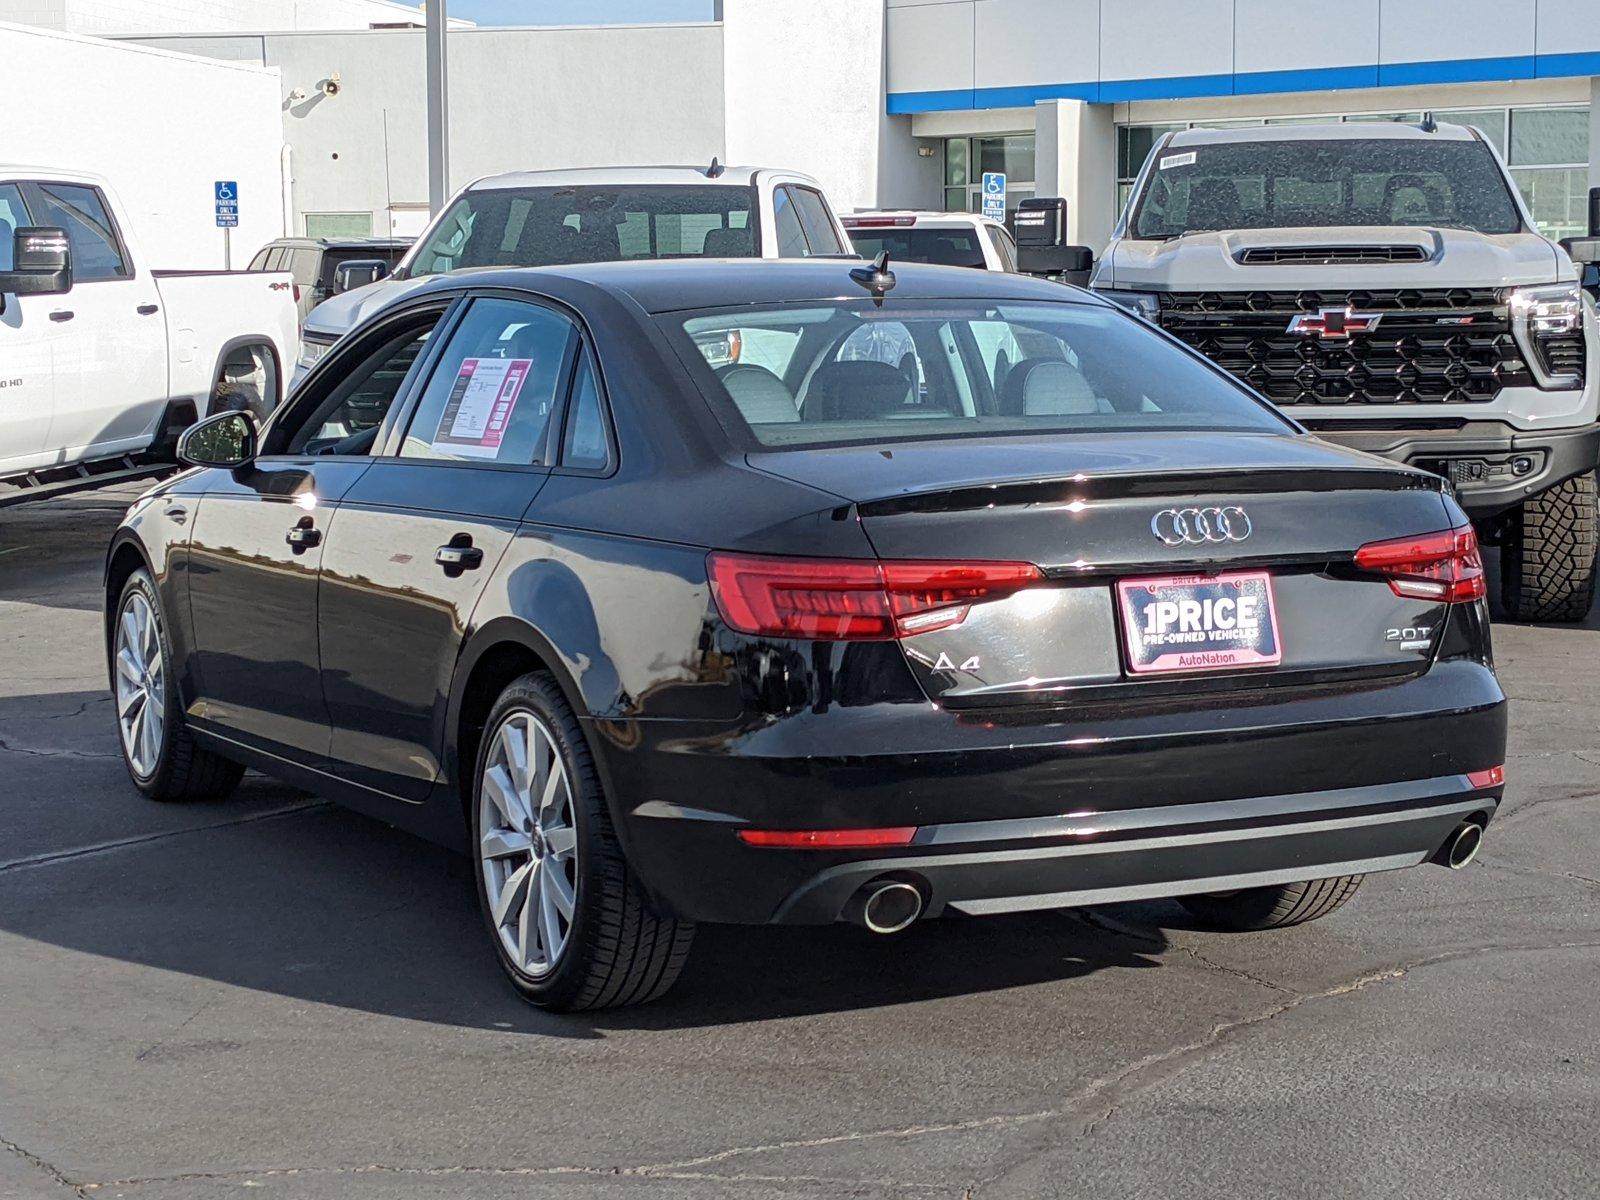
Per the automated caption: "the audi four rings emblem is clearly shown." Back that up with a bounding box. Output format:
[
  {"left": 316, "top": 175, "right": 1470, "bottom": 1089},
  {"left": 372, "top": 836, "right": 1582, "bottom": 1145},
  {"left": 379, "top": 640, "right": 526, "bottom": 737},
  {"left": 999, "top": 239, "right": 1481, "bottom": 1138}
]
[{"left": 1151, "top": 506, "right": 1253, "bottom": 545}]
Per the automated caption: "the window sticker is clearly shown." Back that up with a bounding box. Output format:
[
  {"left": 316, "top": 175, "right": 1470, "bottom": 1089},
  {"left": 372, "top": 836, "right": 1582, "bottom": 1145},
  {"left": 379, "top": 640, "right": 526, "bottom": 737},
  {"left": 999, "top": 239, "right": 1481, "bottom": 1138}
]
[
  {"left": 430, "top": 357, "right": 533, "bottom": 459},
  {"left": 1159, "top": 151, "right": 1197, "bottom": 170}
]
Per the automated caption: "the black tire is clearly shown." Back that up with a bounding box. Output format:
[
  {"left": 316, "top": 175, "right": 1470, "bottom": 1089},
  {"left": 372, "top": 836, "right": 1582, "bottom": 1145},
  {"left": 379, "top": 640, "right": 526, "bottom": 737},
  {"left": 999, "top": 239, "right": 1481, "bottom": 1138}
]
[
  {"left": 112, "top": 570, "right": 244, "bottom": 802},
  {"left": 1500, "top": 471, "right": 1598, "bottom": 623},
  {"left": 1178, "top": 874, "right": 1363, "bottom": 932},
  {"left": 471, "top": 671, "right": 694, "bottom": 1012}
]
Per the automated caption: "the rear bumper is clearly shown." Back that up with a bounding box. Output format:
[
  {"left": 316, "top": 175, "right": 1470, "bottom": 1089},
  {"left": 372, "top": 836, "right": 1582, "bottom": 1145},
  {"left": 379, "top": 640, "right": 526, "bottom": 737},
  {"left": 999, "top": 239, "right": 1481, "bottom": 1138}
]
[
  {"left": 1308, "top": 420, "right": 1600, "bottom": 518},
  {"left": 595, "top": 660, "right": 1507, "bottom": 924},
  {"left": 772, "top": 783, "right": 1496, "bottom": 923}
]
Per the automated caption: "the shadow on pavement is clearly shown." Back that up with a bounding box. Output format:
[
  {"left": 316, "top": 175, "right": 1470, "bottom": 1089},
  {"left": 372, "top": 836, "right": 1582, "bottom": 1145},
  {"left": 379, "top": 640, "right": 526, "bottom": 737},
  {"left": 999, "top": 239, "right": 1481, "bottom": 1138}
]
[{"left": 0, "top": 687, "right": 1170, "bottom": 1037}]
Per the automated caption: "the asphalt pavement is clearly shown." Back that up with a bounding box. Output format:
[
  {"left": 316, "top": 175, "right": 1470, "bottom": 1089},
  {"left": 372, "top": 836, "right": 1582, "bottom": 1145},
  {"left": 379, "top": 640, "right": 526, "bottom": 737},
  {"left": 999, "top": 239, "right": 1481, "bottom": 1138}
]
[{"left": 1, "top": 480, "right": 1596, "bottom": 1199}]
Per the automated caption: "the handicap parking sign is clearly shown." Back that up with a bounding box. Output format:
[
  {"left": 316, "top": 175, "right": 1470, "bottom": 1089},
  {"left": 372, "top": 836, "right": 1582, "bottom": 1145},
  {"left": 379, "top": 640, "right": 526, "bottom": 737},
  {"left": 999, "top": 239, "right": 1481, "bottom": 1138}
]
[
  {"left": 214, "top": 180, "right": 238, "bottom": 228},
  {"left": 981, "top": 172, "right": 1006, "bottom": 221}
]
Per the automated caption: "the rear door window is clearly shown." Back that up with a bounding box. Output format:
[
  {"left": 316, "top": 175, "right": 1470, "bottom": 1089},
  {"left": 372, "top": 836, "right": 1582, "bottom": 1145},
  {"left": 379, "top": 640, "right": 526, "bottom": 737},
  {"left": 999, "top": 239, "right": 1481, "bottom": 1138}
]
[
  {"left": 399, "top": 296, "right": 576, "bottom": 466},
  {"left": 561, "top": 351, "right": 611, "bottom": 470},
  {"left": 31, "top": 183, "right": 129, "bottom": 280},
  {"left": 772, "top": 187, "right": 811, "bottom": 257},
  {"left": 0, "top": 184, "right": 30, "bottom": 271},
  {"left": 789, "top": 187, "right": 846, "bottom": 254}
]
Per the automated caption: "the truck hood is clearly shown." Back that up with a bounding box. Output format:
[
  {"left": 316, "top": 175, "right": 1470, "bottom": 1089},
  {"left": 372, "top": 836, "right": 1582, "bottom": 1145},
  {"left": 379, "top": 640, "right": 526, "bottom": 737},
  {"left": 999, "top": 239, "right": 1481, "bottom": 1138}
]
[
  {"left": 302, "top": 274, "right": 440, "bottom": 338},
  {"left": 1096, "top": 226, "right": 1566, "bottom": 292}
]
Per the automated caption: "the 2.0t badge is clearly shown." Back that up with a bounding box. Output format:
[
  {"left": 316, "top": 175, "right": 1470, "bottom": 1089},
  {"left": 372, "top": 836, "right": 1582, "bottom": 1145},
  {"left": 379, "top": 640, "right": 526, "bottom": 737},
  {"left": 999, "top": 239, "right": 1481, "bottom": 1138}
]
[{"left": 1151, "top": 506, "right": 1252, "bottom": 546}]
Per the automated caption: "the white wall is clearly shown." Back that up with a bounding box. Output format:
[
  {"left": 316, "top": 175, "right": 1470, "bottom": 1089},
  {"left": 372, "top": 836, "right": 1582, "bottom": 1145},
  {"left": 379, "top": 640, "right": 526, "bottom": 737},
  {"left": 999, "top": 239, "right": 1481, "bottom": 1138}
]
[
  {"left": 0, "top": 21, "right": 285, "bottom": 268},
  {"left": 0, "top": 0, "right": 451, "bottom": 35},
  {"left": 134, "top": 24, "right": 726, "bottom": 238},
  {"left": 723, "top": 0, "right": 939, "bottom": 213}
]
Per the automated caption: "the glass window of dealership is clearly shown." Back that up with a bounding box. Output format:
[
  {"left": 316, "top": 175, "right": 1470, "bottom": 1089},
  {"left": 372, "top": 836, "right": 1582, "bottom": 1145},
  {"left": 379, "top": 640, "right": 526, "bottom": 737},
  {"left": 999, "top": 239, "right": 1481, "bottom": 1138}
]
[{"left": 942, "top": 103, "right": 1591, "bottom": 241}]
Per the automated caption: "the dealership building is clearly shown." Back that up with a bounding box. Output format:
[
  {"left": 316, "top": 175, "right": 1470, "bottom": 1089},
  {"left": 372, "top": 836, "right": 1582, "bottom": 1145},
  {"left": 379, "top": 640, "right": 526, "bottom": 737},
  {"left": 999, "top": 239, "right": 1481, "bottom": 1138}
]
[{"left": 4, "top": 0, "right": 1600, "bottom": 262}]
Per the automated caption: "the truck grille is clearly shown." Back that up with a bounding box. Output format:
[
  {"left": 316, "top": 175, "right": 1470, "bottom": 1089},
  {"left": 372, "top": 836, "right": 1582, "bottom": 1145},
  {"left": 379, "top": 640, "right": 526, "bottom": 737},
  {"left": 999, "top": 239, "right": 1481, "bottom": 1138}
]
[{"left": 1158, "top": 288, "right": 1541, "bottom": 406}]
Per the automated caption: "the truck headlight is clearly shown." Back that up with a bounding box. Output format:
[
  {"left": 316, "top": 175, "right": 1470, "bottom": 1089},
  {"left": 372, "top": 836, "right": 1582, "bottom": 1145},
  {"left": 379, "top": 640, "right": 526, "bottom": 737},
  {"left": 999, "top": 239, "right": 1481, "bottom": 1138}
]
[
  {"left": 1508, "top": 282, "right": 1585, "bottom": 390},
  {"left": 297, "top": 332, "right": 335, "bottom": 373},
  {"left": 1094, "top": 288, "right": 1161, "bottom": 322}
]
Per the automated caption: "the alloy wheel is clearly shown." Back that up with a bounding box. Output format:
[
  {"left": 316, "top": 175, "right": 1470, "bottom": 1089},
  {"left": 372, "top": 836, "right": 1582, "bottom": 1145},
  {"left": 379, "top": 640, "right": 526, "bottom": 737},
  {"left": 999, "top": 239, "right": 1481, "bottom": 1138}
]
[
  {"left": 479, "top": 711, "right": 579, "bottom": 977},
  {"left": 114, "top": 591, "right": 166, "bottom": 779}
]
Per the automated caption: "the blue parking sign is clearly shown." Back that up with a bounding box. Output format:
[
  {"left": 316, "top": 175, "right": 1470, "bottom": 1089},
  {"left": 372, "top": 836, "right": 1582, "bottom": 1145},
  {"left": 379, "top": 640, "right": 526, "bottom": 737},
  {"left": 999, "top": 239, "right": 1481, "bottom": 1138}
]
[
  {"left": 214, "top": 180, "right": 238, "bottom": 228},
  {"left": 981, "top": 172, "right": 1006, "bottom": 221}
]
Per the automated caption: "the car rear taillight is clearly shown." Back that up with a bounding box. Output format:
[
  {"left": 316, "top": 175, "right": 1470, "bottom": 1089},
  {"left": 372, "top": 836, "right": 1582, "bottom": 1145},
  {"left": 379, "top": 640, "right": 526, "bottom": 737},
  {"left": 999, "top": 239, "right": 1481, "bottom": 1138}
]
[
  {"left": 707, "top": 552, "right": 1042, "bottom": 640},
  {"left": 737, "top": 826, "right": 918, "bottom": 849},
  {"left": 292, "top": 284, "right": 301, "bottom": 303},
  {"left": 1353, "top": 524, "right": 1485, "bottom": 603}
]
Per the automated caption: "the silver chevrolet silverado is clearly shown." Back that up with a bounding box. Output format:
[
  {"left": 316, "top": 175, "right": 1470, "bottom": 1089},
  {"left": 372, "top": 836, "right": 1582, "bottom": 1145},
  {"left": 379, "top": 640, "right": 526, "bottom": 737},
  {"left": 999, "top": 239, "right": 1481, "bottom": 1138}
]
[{"left": 1093, "top": 121, "right": 1597, "bottom": 622}]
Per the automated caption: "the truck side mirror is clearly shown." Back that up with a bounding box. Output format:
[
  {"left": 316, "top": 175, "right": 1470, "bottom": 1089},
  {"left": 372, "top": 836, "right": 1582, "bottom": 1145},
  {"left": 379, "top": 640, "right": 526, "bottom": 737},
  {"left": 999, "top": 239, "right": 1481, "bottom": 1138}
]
[
  {"left": 1562, "top": 237, "right": 1600, "bottom": 302},
  {"left": 0, "top": 226, "right": 73, "bottom": 300},
  {"left": 332, "top": 259, "right": 390, "bottom": 294},
  {"left": 178, "top": 410, "right": 257, "bottom": 469},
  {"left": 1012, "top": 198, "right": 1094, "bottom": 285}
]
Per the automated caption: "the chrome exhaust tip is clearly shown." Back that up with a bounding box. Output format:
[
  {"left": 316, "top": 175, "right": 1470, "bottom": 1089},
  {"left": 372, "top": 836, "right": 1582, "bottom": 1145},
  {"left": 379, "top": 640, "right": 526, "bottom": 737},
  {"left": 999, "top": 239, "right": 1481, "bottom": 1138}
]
[
  {"left": 848, "top": 880, "right": 925, "bottom": 934},
  {"left": 1433, "top": 820, "right": 1484, "bottom": 870}
]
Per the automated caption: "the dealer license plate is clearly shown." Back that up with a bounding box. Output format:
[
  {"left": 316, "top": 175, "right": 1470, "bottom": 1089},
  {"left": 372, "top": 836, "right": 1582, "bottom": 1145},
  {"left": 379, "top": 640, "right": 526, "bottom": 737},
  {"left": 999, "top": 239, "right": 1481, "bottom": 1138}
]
[{"left": 1116, "top": 570, "right": 1283, "bottom": 675}]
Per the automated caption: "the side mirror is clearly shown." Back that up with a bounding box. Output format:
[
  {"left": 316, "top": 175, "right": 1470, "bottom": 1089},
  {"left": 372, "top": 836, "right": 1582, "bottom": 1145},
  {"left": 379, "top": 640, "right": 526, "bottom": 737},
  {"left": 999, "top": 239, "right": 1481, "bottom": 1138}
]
[
  {"left": 1016, "top": 244, "right": 1094, "bottom": 280},
  {"left": 0, "top": 226, "right": 73, "bottom": 298},
  {"left": 1012, "top": 198, "right": 1094, "bottom": 284},
  {"left": 332, "top": 259, "right": 389, "bottom": 294},
  {"left": 178, "top": 410, "right": 257, "bottom": 468}
]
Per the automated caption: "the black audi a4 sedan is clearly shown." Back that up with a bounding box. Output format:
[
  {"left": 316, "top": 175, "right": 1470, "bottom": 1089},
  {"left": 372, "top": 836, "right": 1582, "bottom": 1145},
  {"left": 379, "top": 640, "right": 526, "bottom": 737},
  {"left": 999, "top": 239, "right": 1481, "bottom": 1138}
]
[{"left": 105, "top": 258, "right": 1507, "bottom": 1010}]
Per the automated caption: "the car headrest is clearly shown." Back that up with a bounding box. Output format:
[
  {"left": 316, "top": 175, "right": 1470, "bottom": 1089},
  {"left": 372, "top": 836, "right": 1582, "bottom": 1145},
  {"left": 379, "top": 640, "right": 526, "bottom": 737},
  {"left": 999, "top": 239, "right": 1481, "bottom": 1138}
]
[
  {"left": 719, "top": 363, "right": 798, "bottom": 424},
  {"left": 703, "top": 226, "right": 756, "bottom": 257},
  {"left": 803, "top": 359, "right": 913, "bottom": 421},
  {"left": 1017, "top": 361, "right": 1099, "bottom": 416}
]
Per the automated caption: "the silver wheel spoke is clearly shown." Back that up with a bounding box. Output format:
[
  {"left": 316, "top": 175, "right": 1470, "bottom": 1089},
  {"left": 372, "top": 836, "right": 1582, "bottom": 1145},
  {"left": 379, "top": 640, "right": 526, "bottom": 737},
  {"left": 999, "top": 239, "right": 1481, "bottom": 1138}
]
[
  {"left": 481, "top": 765, "right": 525, "bottom": 829},
  {"left": 539, "top": 873, "right": 563, "bottom": 962},
  {"left": 501, "top": 720, "right": 531, "bottom": 794},
  {"left": 116, "top": 647, "right": 142, "bottom": 685},
  {"left": 517, "top": 871, "right": 536, "bottom": 967},
  {"left": 481, "top": 827, "right": 532, "bottom": 859},
  {"left": 544, "top": 863, "right": 576, "bottom": 920},
  {"left": 491, "top": 860, "right": 533, "bottom": 927},
  {"left": 118, "top": 686, "right": 145, "bottom": 720},
  {"left": 537, "top": 762, "right": 565, "bottom": 822},
  {"left": 543, "top": 825, "right": 576, "bottom": 858}
]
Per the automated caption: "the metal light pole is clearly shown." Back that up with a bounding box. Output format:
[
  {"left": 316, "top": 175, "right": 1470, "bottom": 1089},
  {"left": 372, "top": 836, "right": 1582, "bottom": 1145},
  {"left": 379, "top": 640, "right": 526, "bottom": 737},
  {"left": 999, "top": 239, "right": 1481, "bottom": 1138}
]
[{"left": 426, "top": 0, "right": 450, "bottom": 214}]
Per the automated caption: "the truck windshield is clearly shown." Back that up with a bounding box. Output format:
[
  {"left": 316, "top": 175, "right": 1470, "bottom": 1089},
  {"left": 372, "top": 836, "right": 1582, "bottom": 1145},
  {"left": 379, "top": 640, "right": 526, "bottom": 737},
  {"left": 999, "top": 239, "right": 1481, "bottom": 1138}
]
[
  {"left": 407, "top": 185, "right": 759, "bottom": 275},
  {"left": 1130, "top": 138, "right": 1523, "bottom": 238}
]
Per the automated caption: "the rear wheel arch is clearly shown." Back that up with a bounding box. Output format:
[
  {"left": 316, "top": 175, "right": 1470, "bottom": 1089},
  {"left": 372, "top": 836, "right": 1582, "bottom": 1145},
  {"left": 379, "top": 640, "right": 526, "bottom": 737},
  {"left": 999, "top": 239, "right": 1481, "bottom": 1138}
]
[
  {"left": 209, "top": 336, "right": 283, "bottom": 423},
  {"left": 449, "top": 619, "right": 597, "bottom": 834}
]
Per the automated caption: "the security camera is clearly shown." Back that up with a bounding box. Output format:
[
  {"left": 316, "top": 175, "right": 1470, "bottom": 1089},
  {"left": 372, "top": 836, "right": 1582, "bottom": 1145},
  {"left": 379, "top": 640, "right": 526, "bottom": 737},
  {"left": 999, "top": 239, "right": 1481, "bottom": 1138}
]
[{"left": 322, "top": 71, "right": 342, "bottom": 97}]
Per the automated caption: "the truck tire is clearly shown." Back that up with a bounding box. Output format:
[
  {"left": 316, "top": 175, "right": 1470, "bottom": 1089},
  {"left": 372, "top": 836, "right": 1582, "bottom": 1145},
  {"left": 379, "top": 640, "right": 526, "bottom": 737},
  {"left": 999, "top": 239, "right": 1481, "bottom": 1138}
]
[
  {"left": 1500, "top": 471, "right": 1598, "bottom": 623},
  {"left": 1179, "top": 875, "right": 1363, "bottom": 931}
]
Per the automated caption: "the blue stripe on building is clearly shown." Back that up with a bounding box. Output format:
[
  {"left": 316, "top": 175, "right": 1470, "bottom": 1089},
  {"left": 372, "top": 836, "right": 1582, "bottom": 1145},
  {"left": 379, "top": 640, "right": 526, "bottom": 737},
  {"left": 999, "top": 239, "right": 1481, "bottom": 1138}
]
[{"left": 887, "top": 53, "right": 1600, "bottom": 114}]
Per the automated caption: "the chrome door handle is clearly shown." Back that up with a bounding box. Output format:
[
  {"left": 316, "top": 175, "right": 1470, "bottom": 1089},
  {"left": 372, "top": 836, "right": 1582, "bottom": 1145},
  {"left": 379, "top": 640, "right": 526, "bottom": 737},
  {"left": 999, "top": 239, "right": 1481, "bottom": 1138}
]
[
  {"left": 285, "top": 517, "right": 321, "bottom": 552},
  {"left": 435, "top": 539, "right": 483, "bottom": 574}
]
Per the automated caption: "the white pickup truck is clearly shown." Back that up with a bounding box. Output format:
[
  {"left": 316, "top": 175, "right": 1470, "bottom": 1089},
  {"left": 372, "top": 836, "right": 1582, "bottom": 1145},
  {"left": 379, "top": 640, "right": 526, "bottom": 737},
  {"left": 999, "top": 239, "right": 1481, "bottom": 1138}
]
[
  {"left": 1093, "top": 122, "right": 1600, "bottom": 621},
  {"left": 294, "top": 163, "right": 856, "bottom": 379},
  {"left": 0, "top": 167, "right": 298, "bottom": 498}
]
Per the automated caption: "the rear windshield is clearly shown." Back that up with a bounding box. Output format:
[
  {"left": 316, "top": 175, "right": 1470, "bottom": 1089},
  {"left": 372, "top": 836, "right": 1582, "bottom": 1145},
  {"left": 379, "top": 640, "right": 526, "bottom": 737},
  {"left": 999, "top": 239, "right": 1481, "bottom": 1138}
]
[
  {"left": 847, "top": 227, "right": 987, "bottom": 269},
  {"left": 662, "top": 299, "right": 1290, "bottom": 450},
  {"left": 1131, "top": 138, "right": 1522, "bottom": 238},
  {"left": 408, "top": 185, "right": 758, "bottom": 275}
]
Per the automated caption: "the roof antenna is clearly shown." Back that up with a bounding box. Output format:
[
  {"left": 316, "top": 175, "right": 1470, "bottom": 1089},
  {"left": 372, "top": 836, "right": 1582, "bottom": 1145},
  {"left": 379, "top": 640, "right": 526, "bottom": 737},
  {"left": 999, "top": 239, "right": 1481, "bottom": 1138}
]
[
  {"left": 706, "top": 156, "right": 725, "bottom": 179},
  {"left": 849, "top": 251, "right": 896, "bottom": 306},
  {"left": 1420, "top": 111, "right": 1437, "bottom": 133}
]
